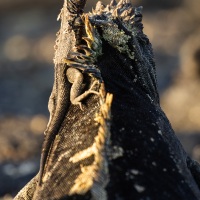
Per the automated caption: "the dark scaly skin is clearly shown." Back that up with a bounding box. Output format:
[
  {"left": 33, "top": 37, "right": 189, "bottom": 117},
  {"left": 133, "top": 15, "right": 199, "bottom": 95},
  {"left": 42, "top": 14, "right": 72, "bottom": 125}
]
[{"left": 39, "top": 0, "right": 87, "bottom": 185}]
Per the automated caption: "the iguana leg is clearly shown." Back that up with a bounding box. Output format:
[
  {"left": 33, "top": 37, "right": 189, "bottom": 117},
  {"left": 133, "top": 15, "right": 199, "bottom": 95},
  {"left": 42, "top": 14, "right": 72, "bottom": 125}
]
[{"left": 66, "top": 67, "right": 100, "bottom": 110}]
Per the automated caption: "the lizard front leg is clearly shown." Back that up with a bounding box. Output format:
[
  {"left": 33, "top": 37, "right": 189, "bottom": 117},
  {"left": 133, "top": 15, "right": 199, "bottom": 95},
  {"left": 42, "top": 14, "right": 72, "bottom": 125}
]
[{"left": 66, "top": 67, "right": 99, "bottom": 110}]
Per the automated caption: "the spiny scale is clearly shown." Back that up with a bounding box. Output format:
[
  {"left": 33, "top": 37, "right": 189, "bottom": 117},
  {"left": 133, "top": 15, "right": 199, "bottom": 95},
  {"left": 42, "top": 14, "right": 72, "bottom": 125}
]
[
  {"left": 89, "top": 0, "right": 143, "bottom": 29},
  {"left": 64, "top": 14, "right": 102, "bottom": 80}
]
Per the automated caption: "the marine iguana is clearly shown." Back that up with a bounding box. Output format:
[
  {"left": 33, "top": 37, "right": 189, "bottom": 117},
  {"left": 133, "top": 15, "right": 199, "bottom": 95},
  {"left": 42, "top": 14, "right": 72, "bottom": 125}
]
[{"left": 14, "top": 0, "right": 200, "bottom": 199}]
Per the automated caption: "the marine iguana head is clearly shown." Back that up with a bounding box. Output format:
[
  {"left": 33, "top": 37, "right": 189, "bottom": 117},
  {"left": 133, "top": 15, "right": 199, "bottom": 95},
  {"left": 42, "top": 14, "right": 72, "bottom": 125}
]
[{"left": 86, "top": 0, "right": 159, "bottom": 104}]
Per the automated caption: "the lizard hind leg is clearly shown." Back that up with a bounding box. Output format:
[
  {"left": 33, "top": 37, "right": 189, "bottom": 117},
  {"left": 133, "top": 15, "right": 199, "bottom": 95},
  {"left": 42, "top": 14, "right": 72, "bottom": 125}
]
[{"left": 66, "top": 67, "right": 100, "bottom": 110}]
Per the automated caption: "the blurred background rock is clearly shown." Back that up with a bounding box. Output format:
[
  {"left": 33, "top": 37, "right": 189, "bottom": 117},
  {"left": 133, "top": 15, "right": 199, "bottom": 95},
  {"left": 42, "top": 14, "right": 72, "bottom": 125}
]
[{"left": 0, "top": 0, "right": 199, "bottom": 199}]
